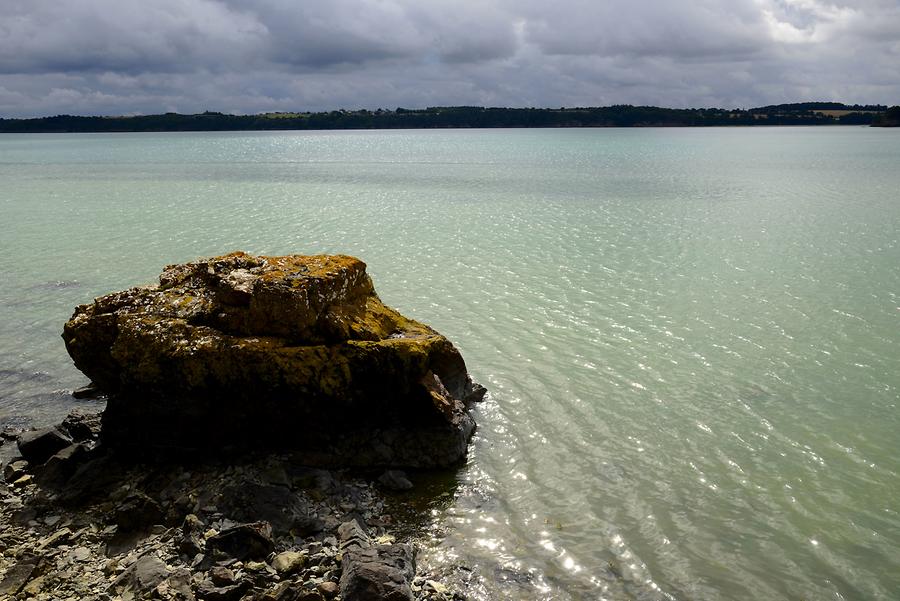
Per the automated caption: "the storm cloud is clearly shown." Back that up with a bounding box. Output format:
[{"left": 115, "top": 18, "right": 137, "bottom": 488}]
[{"left": 0, "top": 0, "right": 897, "bottom": 117}]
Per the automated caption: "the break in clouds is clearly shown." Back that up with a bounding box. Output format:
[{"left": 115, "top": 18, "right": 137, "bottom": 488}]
[{"left": 0, "top": 0, "right": 898, "bottom": 117}]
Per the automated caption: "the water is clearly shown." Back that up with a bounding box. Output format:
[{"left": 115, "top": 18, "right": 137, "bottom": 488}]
[{"left": 1, "top": 128, "right": 898, "bottom": 600}]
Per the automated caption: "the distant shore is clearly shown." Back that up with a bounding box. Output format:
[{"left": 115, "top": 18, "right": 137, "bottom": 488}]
[{"left": 2, "top": 102, "right": 897, "bottom": 133}]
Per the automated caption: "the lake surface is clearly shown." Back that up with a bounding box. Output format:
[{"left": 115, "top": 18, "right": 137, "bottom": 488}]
[{"left": 1, "top": 128, "right": 898, "bottom": 600}]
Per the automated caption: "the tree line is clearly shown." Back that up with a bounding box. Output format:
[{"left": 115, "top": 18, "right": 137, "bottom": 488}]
[{"left": 0, "top": 104, "right": 894, "bottom": 133}]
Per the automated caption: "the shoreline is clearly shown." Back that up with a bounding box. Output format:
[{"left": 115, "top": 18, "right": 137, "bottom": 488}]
[
  {"left": 1, "top": 410, "right": 463, "bottom": 601},
  {"left": 1, "top": 103, "right": 891, "bottom": 133}
]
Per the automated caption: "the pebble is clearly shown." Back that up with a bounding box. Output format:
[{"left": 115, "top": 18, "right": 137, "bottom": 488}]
[
  {"left": 271, "top": 550, "right": 306, "bottom": 575},
  {"left": 317, "top": 580, "right": 339, "bottom": 598},
  {"left": 426, "top": 579, "right": 449, "bottom": 593}
]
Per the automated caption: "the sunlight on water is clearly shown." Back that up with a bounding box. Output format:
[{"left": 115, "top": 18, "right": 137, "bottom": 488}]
[{"left": 1, "top": 128, "right": 899, "bottom": 600}]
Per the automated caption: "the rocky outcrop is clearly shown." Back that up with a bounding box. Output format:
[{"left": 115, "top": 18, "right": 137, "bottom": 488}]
[{"left": 62, "top": 252, "right": 484, "bottom": 467}]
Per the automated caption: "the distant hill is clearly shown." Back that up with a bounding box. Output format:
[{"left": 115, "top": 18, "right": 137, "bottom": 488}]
[
  {"left": 749, "top": 102, "right": 886, "bottom": 112},
  {"left": 0, "top": 104, "right": 889, "bottom": 133}
]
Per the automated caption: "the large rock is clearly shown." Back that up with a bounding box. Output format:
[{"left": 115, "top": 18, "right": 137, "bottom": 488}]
[
  {"left": 62, "top": 252, "right": 484, "bottom": 467},
  {"left": 17, "top": 427, "right": 73, "bottom": 465}
]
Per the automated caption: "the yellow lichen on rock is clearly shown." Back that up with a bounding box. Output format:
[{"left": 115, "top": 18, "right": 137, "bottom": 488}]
[{"left": 62, "top": 252, "right": 485, "bottom": 467}]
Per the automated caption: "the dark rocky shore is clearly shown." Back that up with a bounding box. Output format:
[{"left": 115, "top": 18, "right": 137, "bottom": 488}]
[
  {"left": 1, "top": 253, "right": 485, "bottom": 600},
  {"left": 1, "top": 419, "right": 461, "bottom": 601}
]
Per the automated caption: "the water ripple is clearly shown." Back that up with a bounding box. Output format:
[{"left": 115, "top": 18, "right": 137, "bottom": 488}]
[{"left": 2, "top": 129, "right": 899, "bottom": 599}]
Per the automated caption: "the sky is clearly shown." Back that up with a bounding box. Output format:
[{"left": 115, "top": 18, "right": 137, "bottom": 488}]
[{"left": 0, "top": 0, "right": 898, "bottom": 117}]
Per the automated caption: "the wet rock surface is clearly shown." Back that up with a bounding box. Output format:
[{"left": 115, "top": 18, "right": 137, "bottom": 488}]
[
  {"left": 0, "top": 411, "right": 465, "bottom": 601},
  {"left": 62, "top": 252, "right": 485, "bottom": 468}
]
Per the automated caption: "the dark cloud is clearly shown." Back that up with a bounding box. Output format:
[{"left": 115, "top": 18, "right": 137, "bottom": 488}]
[
  {"left": 0, "top": 0, "right": 897, "bottom": 117},
  {"left": 0, "top": 0, "right": 266, "bottom": 75}
]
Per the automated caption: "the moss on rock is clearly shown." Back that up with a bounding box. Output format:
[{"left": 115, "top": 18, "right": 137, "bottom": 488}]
[{"left": 62, "top": 252, "right": 484, "bottom": 467}]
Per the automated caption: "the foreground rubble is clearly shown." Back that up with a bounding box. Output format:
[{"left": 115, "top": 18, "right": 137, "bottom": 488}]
[{"left": 0, "top": 412, "right": 462, "bottom": 601}]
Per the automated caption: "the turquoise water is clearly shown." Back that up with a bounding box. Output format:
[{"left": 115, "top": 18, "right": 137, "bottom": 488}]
[{"left": 1, "top": 128, "right": 898, "bottom": 600}]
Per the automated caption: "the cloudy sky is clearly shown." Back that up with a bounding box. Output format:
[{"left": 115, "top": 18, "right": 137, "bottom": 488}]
[{"left": 1, "top": 0, "right": 898, "bottom": 117}]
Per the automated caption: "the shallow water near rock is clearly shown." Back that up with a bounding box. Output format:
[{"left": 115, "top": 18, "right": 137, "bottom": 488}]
[{"left": 1, "top": 128, "right": 899, "bottom": 600}]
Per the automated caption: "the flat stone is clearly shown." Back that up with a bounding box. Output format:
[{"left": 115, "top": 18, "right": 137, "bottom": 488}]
[
  {"left": 36, "top": 527, "right": 72, "bottom": 550},
  {"left": 22, "top": 575, "right": 46, "bottom": 595},
  {"left": 256, "top": 581, "right": 294, "bottom": 601},
  {"left": 70, "top": 546, "right": 92, "bottom": 562},
  {"left": 426, "top": 579, "right": 449, "bottom": 593},
  {"left": 0, "top": 560, "right": 36, "bottom": 596},
  {"left": 12, "top": 474, "right": 32, "bottom": 488},
  {"left": 72, "top": 384, "right": 103, "bottom": 400}
]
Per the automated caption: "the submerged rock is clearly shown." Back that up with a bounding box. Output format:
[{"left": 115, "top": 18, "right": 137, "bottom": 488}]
[
  {"left": 62, "top": 252, "right": 484, "bottom": 467},
  {"left": 378, "top": 470, "right": 414, "bottom": 491}
]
